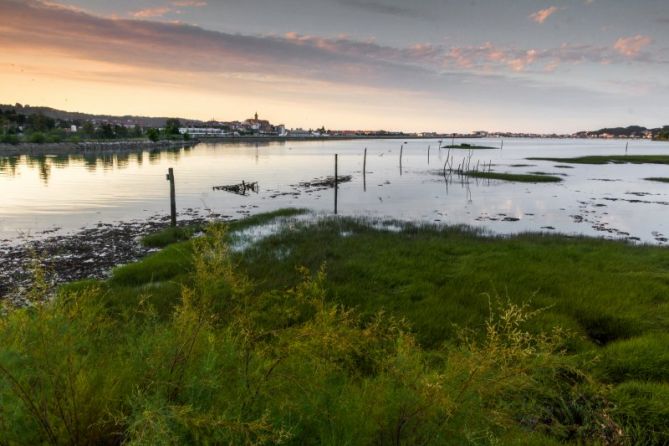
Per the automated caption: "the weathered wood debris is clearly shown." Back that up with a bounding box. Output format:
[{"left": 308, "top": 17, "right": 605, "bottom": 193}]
[
  {"left": 213, "top": 181, "right": 259, "bottom": 195},
  {"left": 298, "top": 175, "right": 352, "bottom": 189}
]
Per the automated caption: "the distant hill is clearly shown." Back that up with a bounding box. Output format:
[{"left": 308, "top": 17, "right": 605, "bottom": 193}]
[{"left": 0, "top": 103, "right": 205, "bottom": 128}]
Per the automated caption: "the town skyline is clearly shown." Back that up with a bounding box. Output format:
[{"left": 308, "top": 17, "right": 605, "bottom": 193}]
[
  {"left": 4, "top": 102, "right": 666, "bottom": 140},
  {"left": 1, "top": 0, "right": 667, "bottom": 133}
]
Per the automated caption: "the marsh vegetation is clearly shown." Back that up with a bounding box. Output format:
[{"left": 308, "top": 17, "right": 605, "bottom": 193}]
[{"left": 1, "top": 211, "right": 667, "bottom": 445}]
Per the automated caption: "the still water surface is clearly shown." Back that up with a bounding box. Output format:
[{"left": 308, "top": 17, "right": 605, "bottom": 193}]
[{"left": 1, "top": 138, "right": 669, "bottom": 244}]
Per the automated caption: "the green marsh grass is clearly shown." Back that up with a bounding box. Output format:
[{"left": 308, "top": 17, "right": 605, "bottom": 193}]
[
  {"left": 528, "top": 155, "right": 669, "bottom": 165},
  {"left": 465, "top": 171, "right": 563, "bottom": 182},
  {"left": 1, "top": 211, "right": 668, "bottom": 444},
  {"left": 645, "top": 177, "right": 669, "bottom": 183},
  {"left": 443, "top": 143, "right": 499, "bottom": 150}
]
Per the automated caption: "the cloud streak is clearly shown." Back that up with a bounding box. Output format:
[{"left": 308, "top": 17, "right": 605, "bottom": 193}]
[
  {"left": 529, "top": 6, "right": 559, "bottom": 24},
  {"left": 131, "top": 0, "right": 207, "bottom": 18},
  {"left": 613, "top": 35, "right": 653, "bottom": 56},
  {"left": 337, "top": 0, "right": 423, "bottom": 18}
]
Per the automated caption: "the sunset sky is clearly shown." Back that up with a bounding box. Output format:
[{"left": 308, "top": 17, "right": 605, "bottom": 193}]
[{"left": 0, "top": 0, "right": 667, "bottom": 132}]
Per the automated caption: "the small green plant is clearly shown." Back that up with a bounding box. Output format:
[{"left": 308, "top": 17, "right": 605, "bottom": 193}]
[{"left": 141, "top": 226, "right": 198, "bottom": 248}]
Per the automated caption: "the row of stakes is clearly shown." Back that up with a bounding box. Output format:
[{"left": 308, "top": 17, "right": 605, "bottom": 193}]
[{"left": 164, "top": 142, "right": 498, "bottom": 225}]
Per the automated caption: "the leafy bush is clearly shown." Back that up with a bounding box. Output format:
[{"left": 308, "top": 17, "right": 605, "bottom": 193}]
[{"left": 146, "top": 128, "right": 160, "bottom": 142}]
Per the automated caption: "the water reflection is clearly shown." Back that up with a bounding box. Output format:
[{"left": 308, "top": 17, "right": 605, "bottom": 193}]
[
  {"left": 2, "top": 138, "right": 669, "bottom": 244},
  {"left": 0, "top": 145, "right": 195, "bottom": 180}
]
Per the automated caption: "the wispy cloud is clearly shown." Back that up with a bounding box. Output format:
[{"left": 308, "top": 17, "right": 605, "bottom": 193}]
[
  {"left": 131, "top": 6, "right": 172, "bottom": 18},
  {"left": 529, "top": 6, "right": 559, "bottom": 24},
  {"left": 337, "top": 0, "right": 423, "bottom": 18},
  {"left": 131, "top": 0, "right": 207, "bottom": 18},
  {"left": 172, "top": 0, "right": 207, "bottom": 6},
  {"left": 613, "top": 35, "right": 653, "bottom": 57}
]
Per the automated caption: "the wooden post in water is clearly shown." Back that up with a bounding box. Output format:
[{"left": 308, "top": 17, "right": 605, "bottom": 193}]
[
  {"left": 166, "top": 167, "right": 176, "bottom": 227},
  {"left": 427, "top": 145, "right": 430, "bottom": 164},
  {"left": 334, "top": 154, "right": 338, "bottom": 215},
  {"left": 363, "top": 148, "right": 367, "bottom": 191},
  {"left": 501, "top": 139, "right": 504, "bottom": 150},
  {"left": 625, "top": 140, "right": 629, "bottom": 155}
]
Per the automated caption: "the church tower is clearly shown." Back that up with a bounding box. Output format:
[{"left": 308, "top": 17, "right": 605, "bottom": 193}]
[{"left": 254, "top": 112, "right": 258, "bottom": 121}]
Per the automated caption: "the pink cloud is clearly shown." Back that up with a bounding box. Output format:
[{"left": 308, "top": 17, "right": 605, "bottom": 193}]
[
  {"left": 529, "top": 6, "right": 559, "bottom": 24},
  {"left": 131, "top": 6, "right": 171, "bottom": 18},
  {"left": 613, "top": 35, "right": 653, "bottom": 57},
  {"left": 172, "top": 1, "right": 207, "bottom": 6}
]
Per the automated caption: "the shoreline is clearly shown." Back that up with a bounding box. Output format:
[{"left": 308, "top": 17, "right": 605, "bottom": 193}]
[
  {"left": 0, "top": 139, "right": 199, "bottom": 157},
  {"left": 1, "top": 135, "right": 664, "bottom": 157},
  {"left": 0, "top": 210, "right": 228, "bottom": 306}
]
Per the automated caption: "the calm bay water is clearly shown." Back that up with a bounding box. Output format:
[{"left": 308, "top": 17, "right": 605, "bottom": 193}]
[{"left": 1, "top": 138, "right": 669, "bottom": 244}]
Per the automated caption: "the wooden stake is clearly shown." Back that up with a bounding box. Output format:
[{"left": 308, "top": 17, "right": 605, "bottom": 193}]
[
  {"left": 334, "top": 154, "right": 338, "bottom": 215},
  {"left": 363, "top": 148, "right": 367, "bottom": 192},
  {"left": 166, "top": 167, "right": 176, "bottom": 227}
]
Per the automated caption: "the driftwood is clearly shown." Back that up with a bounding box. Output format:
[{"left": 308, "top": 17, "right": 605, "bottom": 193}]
[
  {"left": 213, "top": 180, "right": 259, "bottom": 195},
  {"left": 298, "top": 175, "right": 352, "bottom": 189}
]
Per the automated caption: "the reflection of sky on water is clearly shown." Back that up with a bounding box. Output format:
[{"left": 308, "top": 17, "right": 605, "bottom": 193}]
[{"left": 1, "top": 138, "right": 669, "bottom": 244}]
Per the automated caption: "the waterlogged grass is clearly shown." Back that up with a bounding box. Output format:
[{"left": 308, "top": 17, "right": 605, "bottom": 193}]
[
  {"left": 645, "top": 177, "right": 669, "bottom": 183},
  {"left": 443, "top": 143, "right": 499, "bottom": 150},
  {"left": 528, "top": 154, "right": 669, "bottom": 165},
  {"left": 465, "top": 171, "right": 563, "bottom": 182},
  {"left": 1, "top": 210, "right": 668, "bottom": 444}
]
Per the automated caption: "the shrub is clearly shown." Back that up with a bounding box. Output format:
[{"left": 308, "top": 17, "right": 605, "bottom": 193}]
[
  {"left": 28, "top": 132, "right": 46, "bottom": 143},
  {"left": 1, "top": 134, "right": 20, "bottom": 145},
  {"left": 146, "top": 128, "right": 160, "bottom": 142}
]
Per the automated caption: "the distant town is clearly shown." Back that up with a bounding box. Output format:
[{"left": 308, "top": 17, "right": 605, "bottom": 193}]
[{"left": 1, "top": 103, "right": 667, "bottom": 144}]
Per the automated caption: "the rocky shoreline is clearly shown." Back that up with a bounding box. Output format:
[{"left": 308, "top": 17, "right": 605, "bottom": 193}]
[
  {"left": 0, "top": 211, "right": 227, "bottom": 306},
  {"left": 0, "top": 139, "right": 199, "bottom": 157}
]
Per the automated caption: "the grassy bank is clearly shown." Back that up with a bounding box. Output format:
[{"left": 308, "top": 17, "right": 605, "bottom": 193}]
[
  {"left": 528, "top": 155, "right": 669, "bottom": 165},
  {"left": 1, "top": 210, "right": 667, "bottom": 445},
  {"left": 465, "top": 171, "right": 563, "bottom": 182}
]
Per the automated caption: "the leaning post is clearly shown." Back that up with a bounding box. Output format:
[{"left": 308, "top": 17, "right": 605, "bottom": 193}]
[
  {"left": 166, "top": 167, "right": 176, "bottom": 227},
  {"left": 334, "top": 154, "right": 339, "bottom": 215}
]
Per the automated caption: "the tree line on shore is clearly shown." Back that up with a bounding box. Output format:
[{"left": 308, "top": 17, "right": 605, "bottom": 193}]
[{"left": 0, "top": 108, "right": 188, "bottom": 145}]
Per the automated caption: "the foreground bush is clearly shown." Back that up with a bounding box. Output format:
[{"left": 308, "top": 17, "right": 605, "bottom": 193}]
[{"left": 0, "top": 225, "right": 631, "bottom": 444}]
